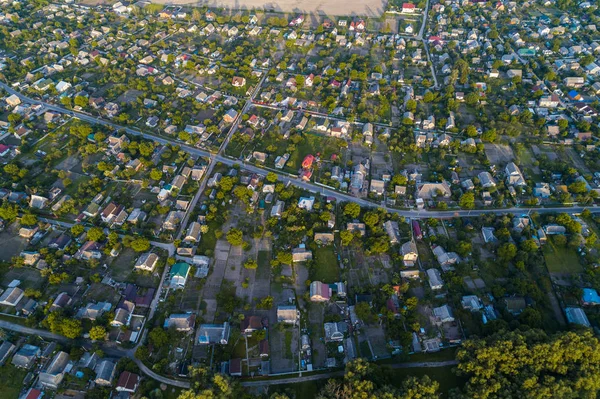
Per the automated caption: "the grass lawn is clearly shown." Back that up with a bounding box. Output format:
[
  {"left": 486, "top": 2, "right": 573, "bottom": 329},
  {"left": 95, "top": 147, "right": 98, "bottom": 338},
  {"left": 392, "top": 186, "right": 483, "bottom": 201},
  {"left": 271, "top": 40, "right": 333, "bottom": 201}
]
[
  {"left": 359, "top": 340, "right": 372, "bottom": 358},
  {"left": 312, "top": 246, "right": 340, "bottom": 283},
  {"left": 287, "top": 134, "right": 344, "bottom": 171},
  {"left": 285, "top": 331, "right": 293, "bottom": 359},
  {"left": 196, "top": 221, "right": 220, "bottom": 256},
  {"left": 386, "top": 365, "right": 464, "bottom": 397},
  {"left": 408, "top": 348, "right": 457, "bottom": 362},
  {"left": 542, "top": 242, "right": 583, "bottom": 274},
  {"left": 257, "top": 250, "right": 271, "bottom": 280},
  {"left": 276, "top": 365, "right": 461, "bottom": 398},
  {"left": 416, "top": 241, "right": 434, "bottom": 264},
  {"left": 0, "top": 364, "right": 28, "bottom": 398}
]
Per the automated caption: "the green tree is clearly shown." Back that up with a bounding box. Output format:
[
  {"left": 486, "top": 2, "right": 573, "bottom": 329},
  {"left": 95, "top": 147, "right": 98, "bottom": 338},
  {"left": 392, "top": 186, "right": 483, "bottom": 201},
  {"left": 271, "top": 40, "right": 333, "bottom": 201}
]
[
  {"left": 226, "top": 228, "right": 244, "bottom": 246},
  {"left": 244, "top": 259, "right": 258, "bottom": 269},
  {"left": 0, "top": 203, "right": 19, "bottom": 223},
  {"left": 266, "top": 172, "right": 278, "bottom": 183},
  {"left": 459, "top": 192, "right": 475, "bottom": 209},
  {"left": 89, "top": 326, "right": 106, "bottom": 341},
  {"left": 149, "top": 169, "right": 163, "bottom": 181},
  {"left": 148, "top": 327, "right": 169, "bottom": 348},
  {"left": 343, "top": 202, "right": 361, "bottom": 219},
  {"left": 71, "top": 224, "right": 85, "bottom": 237},
  {"left": 129, "top": 237, "right": 150, "bottom": 252},
  {"left": 456, "top": 330, "right": 600, "bottom": 399},
  {"left": 498, "top": 242, "right": 517, "bottom": 262},
  {"left": 20, "top": 214, "right": 37, "bottom": 227},
  {"left": 61, "top": 318, "right": 82, "bottom": 339},
  {"left": 340, "top": 230, "right": 354, "bottom": 246},
  {"left": 87, "top": 227, "right": 105, "bottom": 242}
]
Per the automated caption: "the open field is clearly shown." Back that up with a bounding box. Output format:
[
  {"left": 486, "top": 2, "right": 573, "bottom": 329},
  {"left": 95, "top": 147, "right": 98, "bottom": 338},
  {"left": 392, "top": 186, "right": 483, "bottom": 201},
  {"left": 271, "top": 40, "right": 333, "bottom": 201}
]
[
  {"left": 148, "top": 0, "right": 387, "bottom": 17},
  {"left": 542, "top": 242, "right": 583, "bottom": 274},
  {"left": 312, "top": 246, "right": 339, "bottom": 283},
  {"left": 0, "top": 364, "right": 28, "bottom": 399}
]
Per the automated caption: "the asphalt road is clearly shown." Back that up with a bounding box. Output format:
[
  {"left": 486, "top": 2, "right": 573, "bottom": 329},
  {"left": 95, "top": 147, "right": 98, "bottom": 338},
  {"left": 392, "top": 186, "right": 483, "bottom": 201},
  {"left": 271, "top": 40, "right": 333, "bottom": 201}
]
[
  {"left": 239, "top": 360, "right": 458, "bottom": 387},
  {"left": 1, "top": 81, "right": 596, "bottom": 219}
]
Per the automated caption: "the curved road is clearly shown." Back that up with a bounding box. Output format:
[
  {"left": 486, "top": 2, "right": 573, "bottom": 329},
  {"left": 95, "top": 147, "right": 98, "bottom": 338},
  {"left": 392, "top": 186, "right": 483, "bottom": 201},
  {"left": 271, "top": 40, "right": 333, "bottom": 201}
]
[{"left": 0, "top": 319, "right": 458, "bottom": 389}]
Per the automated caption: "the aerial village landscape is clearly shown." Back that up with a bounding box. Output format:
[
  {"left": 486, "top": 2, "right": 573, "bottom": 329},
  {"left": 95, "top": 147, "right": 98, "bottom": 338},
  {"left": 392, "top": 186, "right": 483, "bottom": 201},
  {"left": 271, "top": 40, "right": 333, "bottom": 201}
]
[{"left": 0, "top": 0, "right": 600, "bottom": 398}]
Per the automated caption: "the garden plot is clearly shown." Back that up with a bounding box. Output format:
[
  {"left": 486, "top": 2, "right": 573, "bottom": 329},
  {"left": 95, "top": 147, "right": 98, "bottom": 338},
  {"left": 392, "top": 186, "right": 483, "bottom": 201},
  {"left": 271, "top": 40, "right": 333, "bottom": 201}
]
[
  {"left": 1, "top": 268, "right": 44, "bottom": 290},
  {"left": 200, "top": 240, "right": 230, "bottom": 322},
  {"left": 0, "top": 224, "right": 29, "bottom": 262},
  {"left": 269, "top": 326, "right": 298, "bottom": 373},
  {"left": 365, "top": 326, "right": 388, "bottom": 359},
  {"left": 484, "top": 143, "right": 515, "bottom": 165},
  {"left": 179, "top": 279, "right": 203, "bottom": 312}
]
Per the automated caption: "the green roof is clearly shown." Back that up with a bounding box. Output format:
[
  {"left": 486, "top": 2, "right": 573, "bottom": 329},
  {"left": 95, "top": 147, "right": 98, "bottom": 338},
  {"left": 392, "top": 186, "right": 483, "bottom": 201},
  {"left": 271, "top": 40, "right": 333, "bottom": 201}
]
[{"left": 170, "top": 262, "right": 190, "bottom": 278}]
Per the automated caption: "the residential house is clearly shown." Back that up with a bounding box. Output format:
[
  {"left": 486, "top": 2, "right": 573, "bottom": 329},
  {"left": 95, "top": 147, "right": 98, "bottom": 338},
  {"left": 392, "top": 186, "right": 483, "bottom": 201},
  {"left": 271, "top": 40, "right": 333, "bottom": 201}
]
[
  {"left": 277, "top": 306, "right": 299, "bottom": 325},
  {"left": 164, "top": 313, "right": 196, "bottom": 332},
  {"left": 169, "top": 263, "right": 190, "bottom": 289},
  {"left": 292, "top": 246, "right": 313, "bottom": 262},
  {"left": 565, "top": 307, "right": 590, "bottom": 327},
  {"left": 324, "top": 322, "right": 346, "bottom": 342},
  {"left": 0, "top": 287, "right": 24, "bottom": 307},
  {"left": 12, "top": 344, "right": 40, "bottom": 369},
  {"left": 39, "top": 351, "right": 69, "bottom": 389},
  {"left": 184, "top": 222, "right": 202, "bottom": 243},
  {"left": 432, "top": 305, "right": 454, "bottom": 325},
  {"left": 401, "top": 241, "right": 418, "bottom": 266},
  {"left": 198, "top": 322, "right": 231, "bottom": 345},
  {"left": 134, "top": 252, "right": 159, "bottom": 272},
  {"left": 505, "top": 162, "right": 526, "bottom": 186},
  {"left": 297, "top": 196, "right": 315, "bottom": 211},
  {"left": 0, "top": 341, "right": 15, "bottom": 366},
  {"left": 310, "top": 281, "right": 331, "bottom": 302},
  {"left": 383, "top": 220, "right": 401, "bottom": 245},
  {"left": 461, "top": 295, "right": 483, "bottom": 312},
  {"left": 94, "top": 360, "right": 116, "bottom": 386},
  {"left": 478, "top": 172, "right": 496, "bottom": 188},
  {"left": 426, "top": 268, "right": 444, "bottom": 290},
  {"left": 347, "top": 222, "right": 366, "bottom": 236},
  {"left": 416, "top": 181, "right": 451, "bottom": 200},
  {"left": 76, "top": 302, "right": 112, "bottom": 320},
  {"left": 116, "top": 371, "right": 141, "bottom": 394},
  {"left": 241, "top": 315, "right": 266, "bottom": 335}
]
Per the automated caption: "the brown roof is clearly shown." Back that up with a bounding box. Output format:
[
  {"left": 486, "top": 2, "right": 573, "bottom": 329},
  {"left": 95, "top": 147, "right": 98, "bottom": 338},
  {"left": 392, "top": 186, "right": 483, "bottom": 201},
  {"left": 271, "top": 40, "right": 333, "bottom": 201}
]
[{"left": 116, "top": 371, "right": 140, "bottom": 391}]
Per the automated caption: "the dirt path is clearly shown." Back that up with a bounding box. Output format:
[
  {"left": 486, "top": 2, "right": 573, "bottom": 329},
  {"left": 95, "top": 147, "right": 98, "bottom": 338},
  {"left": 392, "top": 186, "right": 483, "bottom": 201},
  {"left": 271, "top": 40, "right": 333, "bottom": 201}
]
[{"left": 547, "top": 291, "right": 566, "bottom": 326}]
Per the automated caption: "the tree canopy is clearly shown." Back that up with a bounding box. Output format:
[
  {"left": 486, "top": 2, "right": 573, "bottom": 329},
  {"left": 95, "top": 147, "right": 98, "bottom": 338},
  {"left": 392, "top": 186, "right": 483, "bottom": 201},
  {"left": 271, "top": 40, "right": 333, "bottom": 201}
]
[{"left": 455, "top": 330, "right": 600, "bottom": 399}]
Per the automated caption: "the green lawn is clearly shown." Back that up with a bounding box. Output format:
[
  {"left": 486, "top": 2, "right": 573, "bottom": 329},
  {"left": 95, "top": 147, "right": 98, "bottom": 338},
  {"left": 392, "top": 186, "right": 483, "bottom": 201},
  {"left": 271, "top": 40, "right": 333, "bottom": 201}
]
[
  {"left": 387, "top": 366, "right": 464, "bottom": 397},
  {"left": 542, "top": 242, "right": 583, "bottom": 274},
  {"left": 0, "top": 364, "right": 28, "bottom": 399},
  {"left": 275, "top": 366, "right": 462, "bottom": 398},
  {"left": 257, "top": 250, "right": 271, "bottom": 280},
  {"left": 196, "top": 221, "right": 220, "bottom": 256},
  {"left": 285, "top": 331, "right": 293, "bottom": 359},
  {"left": 312, "top": 246, "right": 340, "bottom": 283},
  {"left": 287, "top": 134, "right": 344, "bottom": 171}
]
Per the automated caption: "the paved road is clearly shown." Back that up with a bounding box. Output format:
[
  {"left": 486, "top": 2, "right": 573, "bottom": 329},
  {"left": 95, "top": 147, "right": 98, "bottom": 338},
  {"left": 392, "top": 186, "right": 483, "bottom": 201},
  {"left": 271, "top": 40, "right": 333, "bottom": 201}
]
[
  {"left": 239, "top": 360, "right": 458, "bottom": 387},
  {"left": 175, "top": 73, "right": 266, "bottom": 240},
  {"left": 2, "top": 81, "right": 596, "bottom": 219},
  {"left": 0, "top": 320, "right": 68, "bottom": 342},
  {"left": 0, "top": 318, "right": 458, "bottom": 389}
]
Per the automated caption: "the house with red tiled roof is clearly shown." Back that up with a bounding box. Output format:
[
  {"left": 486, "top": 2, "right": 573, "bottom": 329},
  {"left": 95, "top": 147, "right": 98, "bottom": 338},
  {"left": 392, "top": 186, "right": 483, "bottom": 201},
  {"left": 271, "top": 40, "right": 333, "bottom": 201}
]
[{"left": 116, "top": 371, "right": 140, "bottom": 393}]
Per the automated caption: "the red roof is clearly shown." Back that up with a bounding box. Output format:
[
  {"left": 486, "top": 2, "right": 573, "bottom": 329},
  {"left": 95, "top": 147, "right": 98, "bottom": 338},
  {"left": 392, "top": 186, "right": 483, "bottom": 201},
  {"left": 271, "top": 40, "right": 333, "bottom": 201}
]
[
  {"left": 117, "top": 371, "right": 140, "bottom": 391},
  {"left": 0, "top": 144, "right": 9, "bottom": 153},
  {"left": 403, "top": 2, "right": 415, "bottom": 8},
  {"left": 302, "top": 154, "right": 315, "bottom": 169},
  {"left": 25, "top": 389, "right": 43, "bottom": 399}
]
